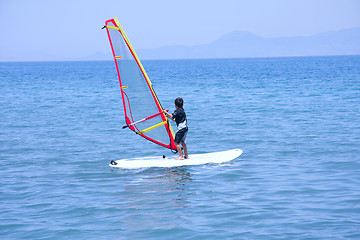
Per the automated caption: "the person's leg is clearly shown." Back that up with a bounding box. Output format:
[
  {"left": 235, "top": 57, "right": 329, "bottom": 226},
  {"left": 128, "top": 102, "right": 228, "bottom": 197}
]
[
  {"left": 180, "top": 142, "right": 188, "bottom": 159},
  {"left": 175, "top": 142, "right": 184, "bottom": 160}
]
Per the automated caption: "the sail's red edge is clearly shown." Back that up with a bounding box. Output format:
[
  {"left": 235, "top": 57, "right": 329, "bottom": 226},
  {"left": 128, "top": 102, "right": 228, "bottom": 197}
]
[
  {"left": 105, "top": 18, "right": 176, "bottom": 151},
  {"left": 105, "top": 19, "right": 128, "bottom": 123},
  {"left": 112, "top": 20, "right": 176, "bottom": 148},
  {"left": 123, "top": 35, "right": 176, "bottom": 149},
  {"left": 138, "top": 132, "right": 172, "bottom": 149}
]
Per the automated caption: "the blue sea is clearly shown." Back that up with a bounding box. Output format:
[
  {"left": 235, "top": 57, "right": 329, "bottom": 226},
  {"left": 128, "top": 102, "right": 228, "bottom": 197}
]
[{"left": 1, "top": 56, "right": 360, "bottom": 239}]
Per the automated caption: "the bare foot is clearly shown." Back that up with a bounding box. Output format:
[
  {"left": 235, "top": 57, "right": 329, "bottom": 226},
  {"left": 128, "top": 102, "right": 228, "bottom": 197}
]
[
  {"left": 184, "top": 155, "right": 189, "bottom": 159},
  {"left": 175, "top": 156, "right": 184, "bottom": 160}
]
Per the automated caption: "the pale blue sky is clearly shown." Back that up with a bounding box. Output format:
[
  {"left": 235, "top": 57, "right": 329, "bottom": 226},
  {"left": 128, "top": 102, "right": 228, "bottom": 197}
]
[{"left": 1, "top": 0, "right": 359, "bottom": 61}]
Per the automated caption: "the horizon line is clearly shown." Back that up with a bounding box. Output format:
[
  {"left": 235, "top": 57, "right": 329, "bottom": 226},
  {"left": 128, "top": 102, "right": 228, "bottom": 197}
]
[{"left": 1, "top": 54, "right": 359, "bottom": 64}]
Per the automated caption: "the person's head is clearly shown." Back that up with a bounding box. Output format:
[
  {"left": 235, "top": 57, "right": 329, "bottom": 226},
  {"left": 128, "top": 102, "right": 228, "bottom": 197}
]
[{"left": 174, "top": 97, "right": 183, "bottom": 108}]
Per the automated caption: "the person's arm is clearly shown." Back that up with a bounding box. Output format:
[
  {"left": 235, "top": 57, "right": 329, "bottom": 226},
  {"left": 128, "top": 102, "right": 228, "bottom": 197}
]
[{"left": 163, "top": 110, "right": 175, "bottom": 121}]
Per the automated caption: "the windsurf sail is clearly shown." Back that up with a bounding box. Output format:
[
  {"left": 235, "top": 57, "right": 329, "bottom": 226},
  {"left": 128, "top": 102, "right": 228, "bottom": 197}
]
[{"left": 104, "top": 17, "right": 176, "bottom": 151}]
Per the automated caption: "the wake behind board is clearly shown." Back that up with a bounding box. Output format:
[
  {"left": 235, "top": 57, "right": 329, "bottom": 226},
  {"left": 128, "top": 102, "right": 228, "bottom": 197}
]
[{"left": 109, "top": 149, "right": 242, "bottom": 169}]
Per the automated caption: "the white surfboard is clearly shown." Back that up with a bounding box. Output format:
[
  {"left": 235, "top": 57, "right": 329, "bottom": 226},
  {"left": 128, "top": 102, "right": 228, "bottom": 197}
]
[{"left": 109, "top": 149, "right": 242, "bottom": 169}]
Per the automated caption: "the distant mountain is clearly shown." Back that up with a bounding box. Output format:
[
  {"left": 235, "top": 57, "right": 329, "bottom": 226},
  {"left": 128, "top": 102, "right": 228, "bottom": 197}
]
[{"left": 137, "top": 27, "right": 360, "bottom": 60}]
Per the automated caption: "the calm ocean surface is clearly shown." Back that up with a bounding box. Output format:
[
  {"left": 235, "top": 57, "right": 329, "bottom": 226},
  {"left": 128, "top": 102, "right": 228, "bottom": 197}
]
[{"left": 1, "top": 56, "right": 360, "bottom": 239}]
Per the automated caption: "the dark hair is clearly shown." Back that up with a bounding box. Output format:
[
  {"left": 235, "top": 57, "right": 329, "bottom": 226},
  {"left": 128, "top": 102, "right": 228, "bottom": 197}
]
[{"left": 175, "top": 97, "right": 183, "bottom": 108}]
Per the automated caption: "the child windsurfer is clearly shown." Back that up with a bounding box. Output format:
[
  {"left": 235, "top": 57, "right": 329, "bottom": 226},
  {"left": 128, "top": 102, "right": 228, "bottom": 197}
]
[{"left": 164, "top": 97, "right": 188, "bottom": 160}]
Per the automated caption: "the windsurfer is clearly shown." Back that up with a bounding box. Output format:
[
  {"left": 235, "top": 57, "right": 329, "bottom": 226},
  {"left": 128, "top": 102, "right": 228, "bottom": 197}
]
[{"left": 164, "top": 97, "right": 188, "bottom": 160}]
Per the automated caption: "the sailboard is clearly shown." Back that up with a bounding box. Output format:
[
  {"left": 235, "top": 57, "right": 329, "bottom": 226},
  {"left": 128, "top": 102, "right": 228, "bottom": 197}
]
[
  {"left": 109, "top": 149, "right": 243, "bottom": 169},
  {"left": 104, "top": 17, "right": 177, "bottom": 151}
]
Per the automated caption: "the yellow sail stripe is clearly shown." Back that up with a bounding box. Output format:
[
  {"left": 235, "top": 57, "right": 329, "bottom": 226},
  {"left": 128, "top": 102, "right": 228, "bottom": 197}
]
[
  {"left": 168, "top": 119, "right": 175, "bottom": 137},
  {"left": 136, "top": 121, "right": 167, "bottom": 135},
  {"left": 106, "top": 25, "right": 120, "bottom": 30}
]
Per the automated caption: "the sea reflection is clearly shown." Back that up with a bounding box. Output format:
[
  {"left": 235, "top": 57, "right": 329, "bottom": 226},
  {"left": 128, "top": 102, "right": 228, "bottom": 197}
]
[
  {"left": 150, "top": 167, "right": 193, "bottom": 204},
  {"left": 154, "top": 167, "right": 192, "bottom": 186},
  {"left": 112, "top": 167, "right": 194, "bottom": 233}
]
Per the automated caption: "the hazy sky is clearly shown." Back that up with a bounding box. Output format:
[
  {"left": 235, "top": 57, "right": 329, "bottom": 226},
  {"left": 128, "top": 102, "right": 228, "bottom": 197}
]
[{"left": 1, "top": 0, "right": 360, "bottom": 61}]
